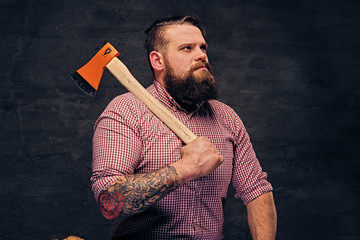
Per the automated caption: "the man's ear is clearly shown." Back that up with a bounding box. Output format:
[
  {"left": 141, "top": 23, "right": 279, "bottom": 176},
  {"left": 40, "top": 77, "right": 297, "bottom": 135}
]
[{"left": 149, "top": 51, "right": 164, "bottom": 72}]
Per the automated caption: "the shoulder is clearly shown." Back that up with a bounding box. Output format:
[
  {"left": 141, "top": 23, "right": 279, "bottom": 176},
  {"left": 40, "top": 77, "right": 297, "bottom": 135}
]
[
  {"left": 105, "top": 84, "right": 156, "bottom": 113},
  {"left": 106, "top": 92, "right": 143, "bottom": 113},
  {"left": 208, "top": 99, "right": 236, "bottom": 113},
  {"left": 207, "top": 100, "right": 246, "bottom": 134},
  {"left": 94, "top": 92, "right": 146, "bottom": 131},
  {"left": 208, "top": 100, "right": 241, "bottom": 121}
]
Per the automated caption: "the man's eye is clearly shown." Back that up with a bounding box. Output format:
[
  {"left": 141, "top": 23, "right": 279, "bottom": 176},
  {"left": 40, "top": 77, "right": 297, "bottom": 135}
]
[{"left": 182, "top": 46, "right": 192, "bottom": 51}]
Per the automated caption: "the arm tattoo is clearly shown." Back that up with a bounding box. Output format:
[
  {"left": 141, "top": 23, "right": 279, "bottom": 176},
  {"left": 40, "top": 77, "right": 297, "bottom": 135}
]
[{"left": 98, "top": 165, "right": 179, "bottom": 219}]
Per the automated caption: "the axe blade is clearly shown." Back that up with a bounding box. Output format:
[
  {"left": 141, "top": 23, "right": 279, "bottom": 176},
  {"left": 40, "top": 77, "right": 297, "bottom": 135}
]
[{"left": 70, "top": 71, "right": 97, "bottom": 97}]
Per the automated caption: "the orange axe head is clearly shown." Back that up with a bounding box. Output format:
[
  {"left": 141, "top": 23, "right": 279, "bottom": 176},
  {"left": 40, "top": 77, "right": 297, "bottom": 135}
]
[{"left": 70, "top": 43, "right": 120, "bottom": 96}]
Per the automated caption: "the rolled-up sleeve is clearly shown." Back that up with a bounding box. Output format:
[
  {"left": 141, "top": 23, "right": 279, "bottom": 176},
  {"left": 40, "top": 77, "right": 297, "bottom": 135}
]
[{"left": 231, "top": 116, "right": 273, "bottom": 206}]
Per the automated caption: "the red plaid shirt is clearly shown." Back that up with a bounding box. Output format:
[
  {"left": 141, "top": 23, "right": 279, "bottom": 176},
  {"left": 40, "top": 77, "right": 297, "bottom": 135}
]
[{"left": 91, "top": 80, "right": 272, "bottom": 239}]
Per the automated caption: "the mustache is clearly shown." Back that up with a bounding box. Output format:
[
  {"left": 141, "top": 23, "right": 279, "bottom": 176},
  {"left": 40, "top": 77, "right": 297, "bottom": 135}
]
[{"left": 189, "top": 61, "right": 213, "bottom": 73}]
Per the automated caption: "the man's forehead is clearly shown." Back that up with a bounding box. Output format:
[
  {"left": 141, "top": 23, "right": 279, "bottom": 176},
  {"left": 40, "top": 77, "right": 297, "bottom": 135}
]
[{"left": 164, "top": 24, "right": 206, "bottom": 45}]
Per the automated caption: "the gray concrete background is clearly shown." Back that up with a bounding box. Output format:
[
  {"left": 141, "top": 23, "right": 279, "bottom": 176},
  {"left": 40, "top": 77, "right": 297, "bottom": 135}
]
[{"left": 0, "top": 0, "right": 359, "bottom": 239}]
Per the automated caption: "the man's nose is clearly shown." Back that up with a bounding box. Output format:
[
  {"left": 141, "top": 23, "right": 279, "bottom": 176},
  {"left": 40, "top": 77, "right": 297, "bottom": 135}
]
[{"left": 194, "top": 48, "right": 207, "bottom": 62}]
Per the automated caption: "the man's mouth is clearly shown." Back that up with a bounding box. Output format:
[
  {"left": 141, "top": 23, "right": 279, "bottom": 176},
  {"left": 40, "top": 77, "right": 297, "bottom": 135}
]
[{"left": 195, "top": 66, "right": 208, "bottom": 71}]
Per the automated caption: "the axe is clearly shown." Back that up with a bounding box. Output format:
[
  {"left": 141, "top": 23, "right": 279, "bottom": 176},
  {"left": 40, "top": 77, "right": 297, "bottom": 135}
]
[{"left": 70, "top": 42, "right": 197, "bottom": 144}]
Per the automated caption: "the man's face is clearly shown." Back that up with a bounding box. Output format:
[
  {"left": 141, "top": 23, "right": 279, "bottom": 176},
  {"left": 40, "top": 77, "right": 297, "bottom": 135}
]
[
  {"left": 162, "top": 24, "right": 211, "bottom": 80},
  {"left": 161, "top": 24, "right": 218, "bottom": 110}
]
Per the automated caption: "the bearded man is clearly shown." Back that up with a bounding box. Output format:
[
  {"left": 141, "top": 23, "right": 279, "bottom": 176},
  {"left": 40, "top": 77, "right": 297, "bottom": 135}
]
[{"left": 91, "top": 15, "right": 277, "bottom": 240}]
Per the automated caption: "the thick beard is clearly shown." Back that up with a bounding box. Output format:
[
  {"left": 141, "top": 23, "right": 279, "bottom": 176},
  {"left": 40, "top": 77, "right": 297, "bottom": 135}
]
[{"left": 164, "top": 61, "right": 218, "bottom": 112}]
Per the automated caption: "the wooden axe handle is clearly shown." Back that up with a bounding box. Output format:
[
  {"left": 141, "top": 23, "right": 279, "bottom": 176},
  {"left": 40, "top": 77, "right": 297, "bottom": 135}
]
[{"left": 106, "top": 57, "right": 197, "bottom": 144}]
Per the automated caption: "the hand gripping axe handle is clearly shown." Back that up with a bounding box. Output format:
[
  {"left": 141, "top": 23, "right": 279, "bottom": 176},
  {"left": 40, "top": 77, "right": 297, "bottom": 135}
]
[{"left": 70, "top": 42, "right": 197, "bottom": 144}]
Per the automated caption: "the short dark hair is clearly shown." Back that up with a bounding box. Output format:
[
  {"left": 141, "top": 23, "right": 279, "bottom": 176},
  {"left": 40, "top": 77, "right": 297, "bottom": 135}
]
[{"left": 144, "top": 15, "right": 206, "bottom": 73}]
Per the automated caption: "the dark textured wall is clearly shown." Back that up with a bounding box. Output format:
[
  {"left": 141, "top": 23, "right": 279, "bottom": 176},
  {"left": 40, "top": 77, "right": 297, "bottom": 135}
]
[{"left": 1, "top": 0, "right": 359, "bottom": 239}]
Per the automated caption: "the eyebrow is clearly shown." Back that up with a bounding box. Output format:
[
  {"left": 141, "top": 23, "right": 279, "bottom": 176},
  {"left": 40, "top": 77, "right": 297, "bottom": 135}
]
[{"left": 178, "top": 42, "right": 208, "bottom": 49}]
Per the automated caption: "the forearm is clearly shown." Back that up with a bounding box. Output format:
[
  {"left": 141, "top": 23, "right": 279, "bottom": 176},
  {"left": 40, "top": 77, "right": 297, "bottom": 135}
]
[
  {"left": 247, "top": 192, "right": 277, "bottom": 240},
  {"left": 98, "top": 164, "right": 182, "bottom": 219},
  {"left": 97, "top": 137, "right": 223, "bottom": 220}
]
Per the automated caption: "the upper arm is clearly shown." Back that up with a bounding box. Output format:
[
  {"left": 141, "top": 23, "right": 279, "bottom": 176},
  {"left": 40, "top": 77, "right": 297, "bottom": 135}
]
[{"left": 91, "top": 96, "right": 143, "bottom": 201}]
